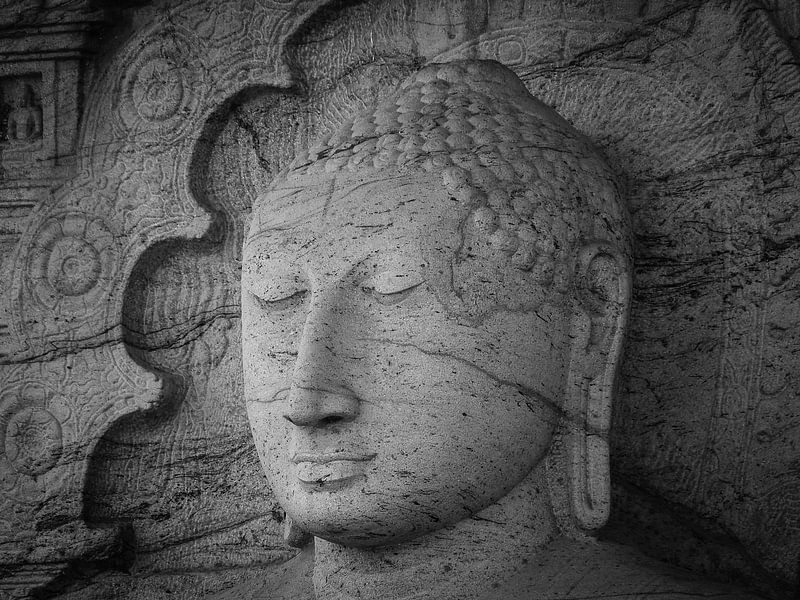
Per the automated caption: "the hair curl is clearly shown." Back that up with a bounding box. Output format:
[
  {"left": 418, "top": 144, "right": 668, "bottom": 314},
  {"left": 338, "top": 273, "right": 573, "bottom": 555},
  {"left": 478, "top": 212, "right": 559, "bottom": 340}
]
[{"left": 278, "top": 60, "right": 630, "bottom": 295}]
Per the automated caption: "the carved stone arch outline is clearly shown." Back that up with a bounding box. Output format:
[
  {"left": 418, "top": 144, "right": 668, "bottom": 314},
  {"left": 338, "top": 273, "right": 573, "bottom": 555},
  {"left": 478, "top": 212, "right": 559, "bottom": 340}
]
[
  {"left": 0, "top": 0, "right": 335, "bottom": 595},
  {"left": 76, "top": 0, "right": 351, "bottom": 580},
  {"left": 78, "top": 0, "right": 430, "bottom": 581},
  {"left": 86, "top": 86, "right": 309, "bottom": 568}
]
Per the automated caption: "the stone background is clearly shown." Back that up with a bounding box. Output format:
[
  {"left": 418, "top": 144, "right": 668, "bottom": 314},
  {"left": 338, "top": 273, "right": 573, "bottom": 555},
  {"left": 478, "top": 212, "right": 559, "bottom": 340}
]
[{"left": 0, "top": 1, "right": 798, "bottom": 598}]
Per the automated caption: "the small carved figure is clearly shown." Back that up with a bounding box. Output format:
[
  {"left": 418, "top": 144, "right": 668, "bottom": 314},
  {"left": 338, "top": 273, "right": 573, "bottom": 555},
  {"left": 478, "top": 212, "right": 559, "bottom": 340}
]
[
  {"left": 6, "top": 84, "right": 42, "bottom": 142},
  {"left": 239, "top": 60, "right": 763, "bottom": 600}
]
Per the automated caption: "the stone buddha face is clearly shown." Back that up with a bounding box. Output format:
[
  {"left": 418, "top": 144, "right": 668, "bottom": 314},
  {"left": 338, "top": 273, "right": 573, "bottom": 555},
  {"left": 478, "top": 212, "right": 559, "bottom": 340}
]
[{"left": 242, "top": 60, "right": 631, "bottom": 549}]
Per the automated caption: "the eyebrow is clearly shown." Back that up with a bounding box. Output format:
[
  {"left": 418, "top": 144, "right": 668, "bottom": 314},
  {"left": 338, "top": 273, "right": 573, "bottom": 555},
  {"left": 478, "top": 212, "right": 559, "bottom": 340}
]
[
  {"left": 250, "top": 185, "right": 329, "bottom": 233},
  {"left": 244, "top": 227, "right": 317, "bottom": 263},
  {"left": 251, "top": 205, "right": 325, "bottom": 237}
]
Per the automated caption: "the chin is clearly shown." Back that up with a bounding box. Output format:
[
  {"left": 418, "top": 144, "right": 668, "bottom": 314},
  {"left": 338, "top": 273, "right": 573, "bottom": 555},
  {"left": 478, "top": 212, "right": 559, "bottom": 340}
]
[{"left": 286, "top": 491, "right": 454, "bottom": 548}]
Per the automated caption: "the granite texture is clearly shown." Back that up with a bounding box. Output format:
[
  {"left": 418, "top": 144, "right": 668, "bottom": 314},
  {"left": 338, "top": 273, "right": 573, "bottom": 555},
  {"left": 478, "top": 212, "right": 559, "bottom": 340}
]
[
  {"left": 239, "top": 58, "right": 761, "bottom": 600},
  {"left": 0, "top": 0, "right": 796, "bottom": 598}
]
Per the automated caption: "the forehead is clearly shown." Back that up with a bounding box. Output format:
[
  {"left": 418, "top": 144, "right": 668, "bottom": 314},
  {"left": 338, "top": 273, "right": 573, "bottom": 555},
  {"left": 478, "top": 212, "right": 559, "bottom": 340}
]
[{"left": 246, "top": 170, "right": 449, "bottom": 249}]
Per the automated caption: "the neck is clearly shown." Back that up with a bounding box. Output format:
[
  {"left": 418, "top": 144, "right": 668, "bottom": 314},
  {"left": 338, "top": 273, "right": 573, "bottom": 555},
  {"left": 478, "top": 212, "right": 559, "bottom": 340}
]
[{"left": 312, "top": 463, "right": 558, "bottom": 600}]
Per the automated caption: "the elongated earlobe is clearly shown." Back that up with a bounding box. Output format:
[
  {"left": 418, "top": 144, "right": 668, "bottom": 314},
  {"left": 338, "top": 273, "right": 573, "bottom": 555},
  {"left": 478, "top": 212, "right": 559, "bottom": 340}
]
[{"left": 547, "top": 242, "right": 631, "bottom": 537}]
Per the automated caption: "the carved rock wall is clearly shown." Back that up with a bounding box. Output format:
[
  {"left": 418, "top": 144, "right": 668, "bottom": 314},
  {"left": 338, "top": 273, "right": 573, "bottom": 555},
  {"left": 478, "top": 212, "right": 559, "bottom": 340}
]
[{"left": 0, "top": 1, "right": 798, "bottom": 599}]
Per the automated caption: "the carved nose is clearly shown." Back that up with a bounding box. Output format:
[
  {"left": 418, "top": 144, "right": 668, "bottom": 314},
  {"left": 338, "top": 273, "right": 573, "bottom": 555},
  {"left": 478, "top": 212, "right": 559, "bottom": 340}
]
[
  {"left": 284, "top": 294, "right": 359, "bottom": 427},
  {"left": 283, "top": 386, "right": 360, "bottom": 427}
]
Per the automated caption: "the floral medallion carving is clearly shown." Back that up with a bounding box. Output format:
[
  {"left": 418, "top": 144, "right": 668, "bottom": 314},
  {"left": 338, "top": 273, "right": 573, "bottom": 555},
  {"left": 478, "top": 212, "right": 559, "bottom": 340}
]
[
  {"left": 116, "top": 29, "right": 203, "bottom": 143},
  {"left": 4, "top": 406, "right": 62, "bottom": 477},
  {"left": 0, "top": 380, "right": 69, "bottom": 513},
  {"left": 25, "top": 212, "right": 117, "bottom": 313}
]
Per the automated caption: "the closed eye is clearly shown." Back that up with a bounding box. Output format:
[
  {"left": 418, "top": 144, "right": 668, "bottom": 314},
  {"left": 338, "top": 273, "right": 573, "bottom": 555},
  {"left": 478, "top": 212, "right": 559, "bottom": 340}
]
[
  {"left": 362, "top": 281, "right": 425, "bottom": 306},
  {"left": 248, "top": 289, "right": 308, "bottom": 312}
]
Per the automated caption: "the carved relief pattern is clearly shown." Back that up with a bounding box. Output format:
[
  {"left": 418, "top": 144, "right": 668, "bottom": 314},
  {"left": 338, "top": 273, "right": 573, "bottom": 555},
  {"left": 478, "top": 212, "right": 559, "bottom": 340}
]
[
  {"left": 5, "top": 0, "right": 332, "bottom": 358},
  {"left": 0, "top": 345, "right": 160, "bottom": 549},
  {"left": 24, "top": 212, "right": 117, "bottom": 312},
  {"left": 115, "top": 30, "right": 204, "bottom": 145},
  {"left": 0, "top": 0, "right": 798, "bottom": 596},
  {"left": 0, "top": 381, "right": 64, "bottom": 486},
  {"left": 0, "top": 0, "right": 333, "bottom": 593},
  {"left": 0, "top": 74, "right": 43, "bottom": 144}
]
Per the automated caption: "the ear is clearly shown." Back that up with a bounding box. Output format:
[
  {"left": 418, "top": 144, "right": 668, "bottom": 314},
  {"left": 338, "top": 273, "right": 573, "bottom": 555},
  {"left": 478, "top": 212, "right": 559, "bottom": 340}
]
[{"left": 547, "top": 241, "right": 631, "bottom": 536}]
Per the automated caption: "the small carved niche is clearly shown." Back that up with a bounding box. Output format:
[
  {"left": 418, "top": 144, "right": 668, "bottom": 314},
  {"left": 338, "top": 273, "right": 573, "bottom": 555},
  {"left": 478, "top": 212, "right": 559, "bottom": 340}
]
[{"left": 0, "top": 74, "right": 43, "bottom": 144}]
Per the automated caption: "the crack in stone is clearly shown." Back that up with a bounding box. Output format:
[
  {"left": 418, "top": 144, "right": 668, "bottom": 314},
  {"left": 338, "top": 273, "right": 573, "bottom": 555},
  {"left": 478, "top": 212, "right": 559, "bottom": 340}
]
[{"left": 355, "top": 336, "right": 600, "bottom": 435}]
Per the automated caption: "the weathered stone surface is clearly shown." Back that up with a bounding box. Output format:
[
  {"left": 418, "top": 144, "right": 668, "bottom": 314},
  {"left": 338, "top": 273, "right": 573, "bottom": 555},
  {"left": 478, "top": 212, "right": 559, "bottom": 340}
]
[
  {"left": 0, "top": 0, "right": 797, "bottom": 598},
  {"left": 238, "top": 56, "right": 765, "bottom": 600}
]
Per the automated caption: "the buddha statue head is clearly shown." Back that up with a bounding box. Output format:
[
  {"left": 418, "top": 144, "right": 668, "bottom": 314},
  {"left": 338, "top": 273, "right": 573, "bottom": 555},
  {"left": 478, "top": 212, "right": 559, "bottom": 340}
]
[{"left": 242, "top": 60, "right": 631, "bottom": 550}]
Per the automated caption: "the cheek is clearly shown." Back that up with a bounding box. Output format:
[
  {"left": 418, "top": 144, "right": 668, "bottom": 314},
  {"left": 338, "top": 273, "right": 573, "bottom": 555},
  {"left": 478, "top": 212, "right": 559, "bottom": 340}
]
[
  {"left": 474, "top": 306, "right": 571, "bottom": 400},
  {"left": 370, "top": 305, "right": 570, "bottom": 405},
  {"left": 241, "top": 297, "right": 303, "bottom": 391},
  {"left": 246, "top": 401, "right": 291, "bottom": 483},
  {"left": 362, "top": 349, "right": 555, "bottom": 497}
]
